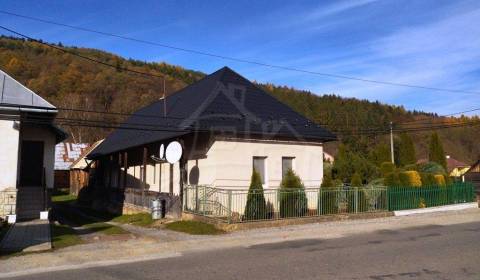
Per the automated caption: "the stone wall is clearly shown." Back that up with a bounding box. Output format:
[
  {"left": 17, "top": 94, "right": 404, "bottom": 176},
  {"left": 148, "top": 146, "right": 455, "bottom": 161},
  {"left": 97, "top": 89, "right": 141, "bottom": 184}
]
[{"left": 0, "top": 188, "right": 17, "bottom": 218}]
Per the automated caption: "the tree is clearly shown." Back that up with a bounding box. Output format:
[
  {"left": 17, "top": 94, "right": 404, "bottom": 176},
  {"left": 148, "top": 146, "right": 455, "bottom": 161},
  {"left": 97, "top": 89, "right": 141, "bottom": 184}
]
[
  {"left": 397, "top": 133, "right": 416, "bottom": 166},
  {"left": 351, "top": 172, "right": 362, "bottom": 188},
  {"left": 333, "top": 144, "right": 378, "bottom": 183},
  {"left": 280, "top": 169, "right": 308, "bottom": 218},
  {"left": 368, "top": 143, "right": 391, "bottom": 167},
  {"left": 428, "top": 132, "right": 447, "bottom": 169},
  {"left": 243, "top": 169, "right": 267, "bottom": 220}
]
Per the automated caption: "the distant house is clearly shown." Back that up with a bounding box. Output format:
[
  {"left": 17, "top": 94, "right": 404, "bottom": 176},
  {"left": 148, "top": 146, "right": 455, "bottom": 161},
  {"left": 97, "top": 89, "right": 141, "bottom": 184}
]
[
  {"left": 417, "top": 156, "right": 470, "bottom": 178},
  {"left": 0, "top": 69, "right": 67, "bottom": 220},
  {"left": 69, "top": 140, "right": 103, "bottom": 195},
  {"left": 445, "top": 155, "right": 470, "bottom": 178},
  {"left": 54, "top": 142, "right": 89, "bottom": 189},
  {"left": 464, "top": 160, "right": 480, "bottom": 194},
  {"left": 87, "top": 67, "right": 336, "bottom": 217},
  {"left": 324, "top": 151, "right": 334, "bottom": 163}
]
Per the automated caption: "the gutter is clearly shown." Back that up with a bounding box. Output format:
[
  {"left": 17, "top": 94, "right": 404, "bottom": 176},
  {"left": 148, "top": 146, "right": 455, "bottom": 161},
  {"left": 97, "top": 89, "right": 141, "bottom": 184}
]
[{"left": 0, "top": 105, "right": 58, "bottom": 114}]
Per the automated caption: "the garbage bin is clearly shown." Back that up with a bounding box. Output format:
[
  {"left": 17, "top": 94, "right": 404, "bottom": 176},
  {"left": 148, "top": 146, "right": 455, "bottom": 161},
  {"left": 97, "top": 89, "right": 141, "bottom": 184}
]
[{"left": 151, "top": 198, "right": 166, "bottom": 219}]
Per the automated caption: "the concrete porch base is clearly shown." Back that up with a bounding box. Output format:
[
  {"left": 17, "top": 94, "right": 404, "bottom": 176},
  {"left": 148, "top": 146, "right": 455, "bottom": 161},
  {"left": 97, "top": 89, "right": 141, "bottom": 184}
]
[{"left": 0, "top": 219, "right": 51, "bottom": 253}]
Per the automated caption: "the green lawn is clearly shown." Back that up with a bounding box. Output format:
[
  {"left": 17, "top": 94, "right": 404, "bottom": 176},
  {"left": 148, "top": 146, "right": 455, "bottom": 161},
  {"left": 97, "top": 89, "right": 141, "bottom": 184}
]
[
  {"left": 51, "top": 193, "right": 128, "bottom": 236},
  {"left": 51, "top": 224, "right": 83, "bottom": 249},
  {"left": 165, "top": 221, "right": 225, "bottom": 235},
  {"left": 111, "top": 213, "right": 154, "bottom": 227}
]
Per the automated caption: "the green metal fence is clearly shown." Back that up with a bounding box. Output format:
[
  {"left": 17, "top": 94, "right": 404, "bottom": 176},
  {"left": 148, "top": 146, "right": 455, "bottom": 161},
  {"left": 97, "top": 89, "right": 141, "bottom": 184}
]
[
  {"left": 184, "top": 186, "right": 388, "bottom": 223},
  {"left": 387, "top": 182, "right": 476, "bottom": 211}
]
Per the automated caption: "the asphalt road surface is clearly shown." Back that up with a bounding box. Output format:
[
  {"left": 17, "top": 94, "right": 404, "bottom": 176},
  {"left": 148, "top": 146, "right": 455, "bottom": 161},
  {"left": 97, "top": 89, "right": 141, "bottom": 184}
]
[{"left": 9, "top": 221, "right": 480, "bottom": 280}]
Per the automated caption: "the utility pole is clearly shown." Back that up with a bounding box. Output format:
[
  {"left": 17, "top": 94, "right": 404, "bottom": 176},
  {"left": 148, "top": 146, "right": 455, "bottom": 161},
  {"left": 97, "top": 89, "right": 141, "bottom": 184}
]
[{"left": 390, "top": 121, "right": 394, "bottom": 164}]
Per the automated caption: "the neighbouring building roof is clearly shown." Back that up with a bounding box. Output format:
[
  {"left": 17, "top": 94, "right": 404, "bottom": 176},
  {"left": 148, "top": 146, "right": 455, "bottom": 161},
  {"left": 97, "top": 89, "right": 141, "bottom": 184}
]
[
  {"left": 446, "top": 156, "right": 469, "bottom": 173},
  {"left": 55, "top": 142, "right": 90, "bottom": 170},
  {"left": 90, "top": 67, "right": 336, "bottom": 158},
  {"left": 70, "top": 140, "right": 104, "bottom": 170},
  {"left": 0, "top": 69, "right": 55, "bottom": 109}
]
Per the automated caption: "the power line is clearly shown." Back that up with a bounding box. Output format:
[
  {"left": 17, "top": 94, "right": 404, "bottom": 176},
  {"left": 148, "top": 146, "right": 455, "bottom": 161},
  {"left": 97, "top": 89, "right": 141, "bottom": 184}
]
[{"left": 1, "top": 12, "right": 480, "bottom": 95}]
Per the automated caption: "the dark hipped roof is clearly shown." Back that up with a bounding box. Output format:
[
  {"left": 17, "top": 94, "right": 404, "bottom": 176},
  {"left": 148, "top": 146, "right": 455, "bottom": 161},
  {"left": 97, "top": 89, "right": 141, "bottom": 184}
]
[{"left": 90, "top": 67, "right": 336, "bottom": 158}]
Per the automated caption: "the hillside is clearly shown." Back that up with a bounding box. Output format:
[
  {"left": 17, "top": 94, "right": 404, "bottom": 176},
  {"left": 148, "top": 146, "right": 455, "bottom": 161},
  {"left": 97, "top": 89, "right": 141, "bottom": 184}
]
[{"left": 0, "top": 36, "right": 479, "bottom": 163}]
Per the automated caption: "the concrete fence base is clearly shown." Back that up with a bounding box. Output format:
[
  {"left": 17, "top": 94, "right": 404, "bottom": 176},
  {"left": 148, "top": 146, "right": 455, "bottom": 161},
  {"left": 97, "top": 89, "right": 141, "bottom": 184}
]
[{"left": 182, "top": 211, "right": 394, "bottom": 232}]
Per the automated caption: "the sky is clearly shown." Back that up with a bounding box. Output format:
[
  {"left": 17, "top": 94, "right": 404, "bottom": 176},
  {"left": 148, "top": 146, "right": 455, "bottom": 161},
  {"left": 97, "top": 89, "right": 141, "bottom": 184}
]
[{"left": 1, "top": 0, "right": 479, "bottom": 115}]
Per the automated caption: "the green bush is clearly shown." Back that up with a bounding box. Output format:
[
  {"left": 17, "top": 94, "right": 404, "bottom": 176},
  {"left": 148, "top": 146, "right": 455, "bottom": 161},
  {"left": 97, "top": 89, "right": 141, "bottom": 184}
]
[
  {"left": 319, "top": 188, "right": 339, "bottom": 215},
  {"left": 399, "top": 171, "right": 422, "bottom": 187},
  {"left": 347, "top": 188, "right": 368, "bottom": 213},
  {"left": 351, "top": 172, "right": 362, "bottom": 187},
  {"left": 244, "top": 169, "right": 267, "bottom": 220},
  {"left": 279, "top": 169, "right": 308, "bottom": 218},
  {"left": 420, "top": 172, "right": 436, "bottom": 186},
  {"left": 380, "top": 162, "right": 395, "bottom": 177},
  {"left": 418, "top": 162, "right": 447, "bottom": 175},
  {"left": 321, "top": 174, "right": 334, "bottom": 189},
  {"left": 384, "top": 171, "right": 400, "bottom": 186},
  {"left": 434, "top": 174, "right": 446, "bottom": 186}
]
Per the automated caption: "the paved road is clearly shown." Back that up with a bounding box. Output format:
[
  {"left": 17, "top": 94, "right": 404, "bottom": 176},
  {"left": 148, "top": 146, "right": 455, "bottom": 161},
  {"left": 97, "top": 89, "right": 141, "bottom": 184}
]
[{"left": 9, "top": 220, "right": 480, "bottom": 280}]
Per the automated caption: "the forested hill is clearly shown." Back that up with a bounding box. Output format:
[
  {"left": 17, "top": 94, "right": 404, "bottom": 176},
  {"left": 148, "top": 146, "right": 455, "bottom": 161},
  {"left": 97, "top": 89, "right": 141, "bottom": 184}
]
[{"left": 1, "top": 36, "right": 479, "bottom": 163}]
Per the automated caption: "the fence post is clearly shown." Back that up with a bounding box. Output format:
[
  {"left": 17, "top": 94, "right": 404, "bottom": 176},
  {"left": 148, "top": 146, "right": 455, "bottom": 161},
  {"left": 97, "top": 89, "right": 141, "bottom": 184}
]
[
  {"left": 195, "top": 185, "right": 199, "bottom": 212},
  {"left": 355, "top": 188, "right": 359, "bottom": 214},
  {"left": 227, "top": 190, "right": 232, "bottom": 224}
]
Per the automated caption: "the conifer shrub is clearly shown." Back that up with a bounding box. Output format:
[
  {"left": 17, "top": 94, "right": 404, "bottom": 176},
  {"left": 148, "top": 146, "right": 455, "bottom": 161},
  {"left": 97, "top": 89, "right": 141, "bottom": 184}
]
[
  {"left": 347, "top": 187, "right": 368, "bottom": 213},
  {"left": 384, "top": 171, "right": 400, "bottom": 186},
  {"left": 434, "top": 174, "right": 446, "bottom": 186},
  {"left": 399, "top": 171, "right": 422, "bottom": 187},
  {"left": 420, "top": 172, "right": 436, "bottom": 186},
  {"left": 279, "top": 169, "right": 308, "bottom": 218},
  {"left": 243, "top": 169, "right": 267, "bottom": 221},
  {"left": 351, "top": 172, "right": 362, "bottom": 188},
  {"left": 319, "top": 173, "right": 338, "bottom": 215},
  {"left": 380, "top": 162, "right": 395, "bottom": 177}
]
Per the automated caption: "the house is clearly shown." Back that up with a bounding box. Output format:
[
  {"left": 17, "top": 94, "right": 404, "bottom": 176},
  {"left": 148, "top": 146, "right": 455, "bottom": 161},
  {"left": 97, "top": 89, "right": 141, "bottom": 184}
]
[
  {"left": 464, "top": 160, "right": 480, "bottom": 196},
  {"left": 324, "top": 151, "right": 334, "bottom": 163},
  {"left": 69, "top": 140, "right": 103, "bottom": 195},
  {"left": 445, "top": 155, "right": 470, "bottom": 178},
  {"left": 54, "top": 142, "right": 89, "bottom": 189},
  {"left": 0, "top": 69, "right": 67, "bottom": 220},
  {"left": 87, "top": 67, "right": 336, "bottom": 217}
]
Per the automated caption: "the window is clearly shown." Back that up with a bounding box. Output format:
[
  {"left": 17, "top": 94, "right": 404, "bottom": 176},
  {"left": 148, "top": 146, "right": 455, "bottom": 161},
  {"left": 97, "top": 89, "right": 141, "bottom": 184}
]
[
  {"left": 282, "top": 157, "right": 295, "bottom": 179},
  {"left": 253, "top": 157, "right": 267, "bottom": 184}
]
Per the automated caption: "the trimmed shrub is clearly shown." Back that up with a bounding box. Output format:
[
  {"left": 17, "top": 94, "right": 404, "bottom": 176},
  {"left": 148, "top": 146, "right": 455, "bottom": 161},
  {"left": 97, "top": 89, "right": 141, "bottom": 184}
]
[
  {"left": 279, "top": 169, "right": 308, "bottom": 218},
  {"left": 420, "top": 172, "right": 436, "bottom": 186},
  {"left": 380, "top": 162, "right": 395, "bottom": 177},
  {"left": 434, "top": 174, "right": 446, "bottom": 186},
  {"left": 243, "top": 170, "right": 267, "bottom": 221},
  {"left": 399, "top": 171, "right": 422, "bottom": 187},
  {"left": 418, "top": 162, "right": 447, "bottom": 175},
  {"left": 321, "top": 174, "right": 334, "bottom": 189},
  {"left": 351, "top": 172, "right": 362, "bottom": 188},
  {"left": 384, "top": 172, "right": 400, "bottom": 186}
]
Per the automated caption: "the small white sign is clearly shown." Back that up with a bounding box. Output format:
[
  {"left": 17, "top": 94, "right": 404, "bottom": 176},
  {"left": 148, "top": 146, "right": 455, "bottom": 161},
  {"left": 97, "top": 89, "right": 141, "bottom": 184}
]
[
  {"left": 7, "top": 214, "right": 16, "bottom": 224},
  {"left": 40, "top": 211, "right": 49, "bottom": 220},
  {"left": 159, "top": 144, "right": 165, "bottom": 159}
]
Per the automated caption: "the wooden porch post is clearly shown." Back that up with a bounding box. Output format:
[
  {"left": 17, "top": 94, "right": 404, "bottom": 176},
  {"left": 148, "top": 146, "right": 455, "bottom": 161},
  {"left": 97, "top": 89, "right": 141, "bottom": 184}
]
[
  {"left": 123, "top": 152, "right": 128, "bottom": 189},
  {"left": 142, "top": 147, "right": 147, "bottom": 205}
]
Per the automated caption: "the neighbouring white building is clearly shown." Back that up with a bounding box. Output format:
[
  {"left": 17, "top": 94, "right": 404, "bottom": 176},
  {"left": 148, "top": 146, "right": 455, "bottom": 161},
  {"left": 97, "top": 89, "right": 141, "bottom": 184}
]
[
  {"left": 87, "top": 67, "right": 336, "bottom": 217},
  {"left": 0, "top": 69, "right": 67, "bottom": 220}
]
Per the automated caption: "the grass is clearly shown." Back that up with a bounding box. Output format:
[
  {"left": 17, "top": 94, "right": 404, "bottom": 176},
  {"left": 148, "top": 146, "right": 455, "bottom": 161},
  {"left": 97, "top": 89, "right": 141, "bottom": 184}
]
[
  {"left": 165, "top": 221, "right": 225, "bottom": 235},
  {"left": 51, "top": 224, "right": 83, "bottom": 249},
  {"left": 111, "top": 213, "right": 154, "bottom": 227},
  {"left": 51, "top": 192, "right": 128, "bottom": 236}
]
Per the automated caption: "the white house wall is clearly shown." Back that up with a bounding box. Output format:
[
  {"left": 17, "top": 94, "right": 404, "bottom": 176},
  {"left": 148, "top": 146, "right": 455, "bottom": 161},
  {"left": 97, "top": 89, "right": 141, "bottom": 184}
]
[
  {"left": 187, "top": 139, "right": 324, "bottom": 189},
  {"left": 0, "top": 120, "right": 20, "bottom": 191},
  {"left": 21, "top": 124, "right": 56, "bottom": 189}
]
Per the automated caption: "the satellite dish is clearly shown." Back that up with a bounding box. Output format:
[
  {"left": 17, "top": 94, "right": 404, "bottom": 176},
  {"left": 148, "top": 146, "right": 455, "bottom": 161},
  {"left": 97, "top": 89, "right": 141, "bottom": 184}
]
[
  {"left": 159, "top": 144, "right": 165, "bottom": 159},
  {"left": 165, "top": 141, "right": 182, "bottom": 164}
]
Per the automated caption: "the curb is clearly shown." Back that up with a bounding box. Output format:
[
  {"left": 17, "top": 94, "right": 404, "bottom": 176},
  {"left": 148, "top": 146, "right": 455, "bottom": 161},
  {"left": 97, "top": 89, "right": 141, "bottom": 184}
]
[{"left": 393, "top": 202, "right": 478, "bottom": 216}]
